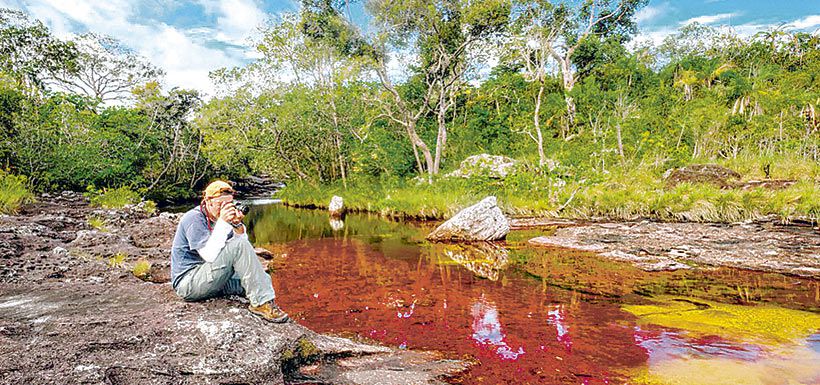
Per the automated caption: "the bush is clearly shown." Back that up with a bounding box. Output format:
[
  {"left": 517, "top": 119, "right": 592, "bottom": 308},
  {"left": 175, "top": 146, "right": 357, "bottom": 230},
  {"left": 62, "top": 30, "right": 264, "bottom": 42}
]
[
  {"left": 87, "top": 186, "right": 142, "bottom": 209},
  {"left": 0, "top": 171, "right": 34, "bottom": 214},
  {"left": 132, "top": 259, "right": 152, "bottom": 280}
]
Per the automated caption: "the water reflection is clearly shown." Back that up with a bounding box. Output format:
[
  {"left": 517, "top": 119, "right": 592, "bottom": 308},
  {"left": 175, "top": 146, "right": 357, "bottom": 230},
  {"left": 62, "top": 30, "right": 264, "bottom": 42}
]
[
  {"left": 329, "top": 217, "right": 344, "bottom": 231},
  {"left": 634, "top": 327, "right": 820, "bottom": 385},
  {"left": 471, "top": 296, "right": 525, "bottom": 360},
  {"left": 547, "top": 305, "right": 572, "bottom": 352},
  {"left": 430, "top": 242, "right": 510, "bottom": 281}
]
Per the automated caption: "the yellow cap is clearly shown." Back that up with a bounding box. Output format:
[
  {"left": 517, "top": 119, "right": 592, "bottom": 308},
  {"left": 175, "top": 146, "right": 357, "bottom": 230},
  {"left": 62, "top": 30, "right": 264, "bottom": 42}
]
[{"left": 203, "top": 180, "right": 235, "bottom": 198}]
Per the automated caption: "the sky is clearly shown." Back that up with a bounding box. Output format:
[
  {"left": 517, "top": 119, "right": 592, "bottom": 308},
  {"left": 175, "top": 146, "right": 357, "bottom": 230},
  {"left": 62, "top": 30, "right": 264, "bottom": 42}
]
[{"left": 0, "top": 0, "right": 818, "bottom": 98}]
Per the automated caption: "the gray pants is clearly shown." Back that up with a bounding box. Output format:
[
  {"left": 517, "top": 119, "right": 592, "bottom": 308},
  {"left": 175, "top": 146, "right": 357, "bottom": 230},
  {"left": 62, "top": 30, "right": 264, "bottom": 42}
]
[{"left": 174, "top": 238, "right": 276, "bottom": 307}]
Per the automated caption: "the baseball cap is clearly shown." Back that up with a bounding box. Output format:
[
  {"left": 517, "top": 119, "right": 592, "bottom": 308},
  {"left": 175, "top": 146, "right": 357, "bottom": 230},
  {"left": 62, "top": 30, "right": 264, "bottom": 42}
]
[{"left": 203, "top": 180, "right": 235, "bottom": 198}]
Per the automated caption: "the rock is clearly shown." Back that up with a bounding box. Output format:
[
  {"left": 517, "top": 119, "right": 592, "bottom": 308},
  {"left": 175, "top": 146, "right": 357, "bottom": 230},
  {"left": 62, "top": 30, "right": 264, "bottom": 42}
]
[
  {"left": 51, "top": 247, "right": 68, "bottom": 257},
  {"left": 255, "top": 247, "right": 273, "bottom": 260},
  {"left": 528, "top": 221, "right": 820, "bottom": 277},
  {"left": 446, "top": 154, "right": 518, "bottom": 179},
  {"left": 233, "top": 175, "right": 284, "bottom": 199},
  {"left": 426, "top": 196, "right": 510, "bottom": 242},
  {"left": 127, "top": 213, "right": 181, "bottom": 248},
  {"left": 663, "top": 164, "right": 741, "bottom": 187},
  {"left": 329, "top": 196, "right": 345, "bottom": 218},
  {"left": 737, "top": 179, "right": 797, "bottom": 190}
]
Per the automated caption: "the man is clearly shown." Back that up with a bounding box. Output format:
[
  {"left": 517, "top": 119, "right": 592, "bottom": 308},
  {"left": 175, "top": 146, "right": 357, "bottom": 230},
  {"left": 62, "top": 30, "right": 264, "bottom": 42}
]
[{"left": 170, "top": 180, "right": 289, "bottom": 322}]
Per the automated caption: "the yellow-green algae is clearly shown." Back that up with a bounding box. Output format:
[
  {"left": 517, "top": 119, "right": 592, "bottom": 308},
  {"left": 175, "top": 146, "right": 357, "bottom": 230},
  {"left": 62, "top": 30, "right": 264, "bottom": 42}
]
[{"left": 622, "top": 296, "right": 820, "bottom": 343}]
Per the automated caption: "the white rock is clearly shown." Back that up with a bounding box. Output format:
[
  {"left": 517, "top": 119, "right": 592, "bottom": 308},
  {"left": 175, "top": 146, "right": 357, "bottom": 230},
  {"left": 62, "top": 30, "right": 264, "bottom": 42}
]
[
  {"left": 427, "top": 196, "right": 510, "bottom": 242},
  {"left": 328, "top": 195, "right": 344, "bottom": 217}
]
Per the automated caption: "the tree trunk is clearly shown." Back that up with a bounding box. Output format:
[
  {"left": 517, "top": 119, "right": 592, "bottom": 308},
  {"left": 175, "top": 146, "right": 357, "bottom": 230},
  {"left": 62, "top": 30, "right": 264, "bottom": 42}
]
[
  {"left": 407, "top": 120, "right": 435, "bottom": 183},
  {"left": 433, "top": 87, "right": 447, "bottom": 174},
  {"left": 534, "top": 82, "right": 546, "bottom": 166},
  {"left": 616, "top": 122, "right": 624, "bottom": 162},
  {"left": 559, "top": 57, "right": 576, "bottom": 127}
]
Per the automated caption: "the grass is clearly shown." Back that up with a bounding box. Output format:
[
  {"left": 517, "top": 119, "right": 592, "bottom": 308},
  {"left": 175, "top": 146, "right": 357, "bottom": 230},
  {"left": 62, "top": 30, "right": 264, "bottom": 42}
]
[
  {"left": 132, "top": 259, "right": 152, "bottom": 280},
  {"left": 107, "top": 253, "right": 126, "bottom": 268},
  {"left": 0, "top": 171, "right": 34, "bottom": 214},
  {"left": 87, "top": 186, "right": 142, "bottom": 209},
  {"left": 277, "top": 159, "right": 820, "bottom": 224},
  {"left": 87, "top": 215, "right": 108, "bottom": 232}
]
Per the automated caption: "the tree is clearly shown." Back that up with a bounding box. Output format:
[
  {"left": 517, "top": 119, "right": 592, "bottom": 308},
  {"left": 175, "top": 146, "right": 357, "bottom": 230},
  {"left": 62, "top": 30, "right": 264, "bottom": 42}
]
[
  {"left": 509, "top": 0, "right": 645, "bottom": 128},
  {"left": 133, "top": 82, "right": 209, "bottom": 198},
  {"left": 0, "top": 9, "right": 78, "bottom": 92},
  {"left": 303, "top": 0, "right": 509, "bottom": 181},
  {"left": 210, "top": 12, "right": 373, "bottom": 185},
  {"left": 46, "top": 33, "right": 163, "bottom": 104}
]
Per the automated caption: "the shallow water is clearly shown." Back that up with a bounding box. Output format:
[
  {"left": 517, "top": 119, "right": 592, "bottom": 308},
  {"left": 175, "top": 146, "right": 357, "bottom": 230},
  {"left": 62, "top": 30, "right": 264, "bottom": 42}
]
[{"left": 246, "top": 204, "right": 820, "bottom": 385}]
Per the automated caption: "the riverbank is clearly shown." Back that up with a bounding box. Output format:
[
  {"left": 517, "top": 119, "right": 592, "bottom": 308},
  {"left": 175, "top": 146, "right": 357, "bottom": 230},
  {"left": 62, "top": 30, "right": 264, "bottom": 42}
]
[
  {"left": 0, "top": 193, "right": 467, "bottom": 384},
  {"left": 279, "top": 173, "right": 820, "bottom": 224},
  {"left": 278, "top": 169, "right": 820, "bottom": 278}
]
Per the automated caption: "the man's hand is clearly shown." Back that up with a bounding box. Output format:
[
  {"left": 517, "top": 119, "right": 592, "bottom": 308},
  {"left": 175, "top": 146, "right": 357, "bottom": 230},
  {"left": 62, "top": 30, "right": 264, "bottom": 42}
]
[
  {"left": 219, "top": 201, "right": 238, "bottom": 223},
  {"left": 233, "top": 210, "right": 246, "bottom": 234}
]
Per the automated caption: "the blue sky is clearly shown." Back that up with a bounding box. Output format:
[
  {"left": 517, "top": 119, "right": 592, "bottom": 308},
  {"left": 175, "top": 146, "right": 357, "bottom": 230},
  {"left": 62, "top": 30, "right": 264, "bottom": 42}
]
[{"left": 0, "top": 0, "right": 817, "bottom": 97}]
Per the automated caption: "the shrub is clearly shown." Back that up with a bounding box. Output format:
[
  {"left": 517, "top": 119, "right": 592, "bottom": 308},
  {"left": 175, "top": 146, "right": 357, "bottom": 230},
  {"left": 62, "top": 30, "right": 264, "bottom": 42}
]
[
  {"left": 0, "top": 171, "right": 34, "bottom": 214},
  {"left": 132, "top": 259, "right": 152, "bottom": 280},
  {"left": 87, "top": 186, "right": 142, "bottom": 209}
]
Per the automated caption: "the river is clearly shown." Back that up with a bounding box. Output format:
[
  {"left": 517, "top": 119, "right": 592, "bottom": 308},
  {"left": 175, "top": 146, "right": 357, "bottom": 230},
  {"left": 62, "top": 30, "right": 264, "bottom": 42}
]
[{"left": 245, "top": 202, "right": 820, "bottom": 385}]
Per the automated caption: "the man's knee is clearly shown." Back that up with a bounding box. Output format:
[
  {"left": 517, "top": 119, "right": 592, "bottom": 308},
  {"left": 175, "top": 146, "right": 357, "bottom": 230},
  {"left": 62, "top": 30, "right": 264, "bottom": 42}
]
[{"left": 222, "top": 238, "right": 254, "bottom": 260}]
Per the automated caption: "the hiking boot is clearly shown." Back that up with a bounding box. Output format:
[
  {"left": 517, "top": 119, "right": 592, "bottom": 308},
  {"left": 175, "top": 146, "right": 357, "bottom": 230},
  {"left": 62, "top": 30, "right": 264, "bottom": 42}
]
[{"left": 248, "top": 302, "right": 290, "bottom": 323}]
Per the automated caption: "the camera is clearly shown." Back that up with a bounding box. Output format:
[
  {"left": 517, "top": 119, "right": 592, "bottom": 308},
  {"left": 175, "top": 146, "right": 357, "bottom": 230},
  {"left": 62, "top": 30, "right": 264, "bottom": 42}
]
[{"left": 233, "top": 201, "right": 250, "bottom": 215}]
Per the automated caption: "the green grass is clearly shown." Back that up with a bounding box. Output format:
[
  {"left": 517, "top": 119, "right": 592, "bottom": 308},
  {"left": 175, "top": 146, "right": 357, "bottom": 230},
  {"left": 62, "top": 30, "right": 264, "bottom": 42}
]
[
  {"left": 278, "top": 159, "right": 820, "bottom": 224},
  {"left": 132, "top": 259, "right": 152, "bottom": 280},
  {"left": 107, "top": 253, "right": 126, "bottom": 268},
  {"left": 87, "top": 186, "right": 142, "bottom": 209},
  {"left": 87, "top": 215, "right": 109, "bottom": 232},
  {"left": 0, "top": 171, "right": 34, "bottom": 214}
]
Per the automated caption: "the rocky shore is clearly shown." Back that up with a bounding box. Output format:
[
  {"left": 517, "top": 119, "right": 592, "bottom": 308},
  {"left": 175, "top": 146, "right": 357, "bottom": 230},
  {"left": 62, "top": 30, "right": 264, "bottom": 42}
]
[
  {"left": 526, "top": 219, "right": 820, "bottom": 278},
  {"left": 0, "top": 193, "right": 466, "bottom": 385}
]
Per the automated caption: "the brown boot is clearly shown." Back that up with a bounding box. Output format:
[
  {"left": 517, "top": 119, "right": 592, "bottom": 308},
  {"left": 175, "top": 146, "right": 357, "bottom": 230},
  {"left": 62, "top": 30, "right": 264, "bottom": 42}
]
[{"left": 248, "top": 302, "right": 290, "bottom": 323}]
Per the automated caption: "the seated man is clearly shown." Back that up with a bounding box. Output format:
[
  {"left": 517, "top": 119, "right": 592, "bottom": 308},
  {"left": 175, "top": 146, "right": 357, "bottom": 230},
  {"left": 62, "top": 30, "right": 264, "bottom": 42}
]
[{"left": 170, "top": 180, "right": 289, "bottom": 322}]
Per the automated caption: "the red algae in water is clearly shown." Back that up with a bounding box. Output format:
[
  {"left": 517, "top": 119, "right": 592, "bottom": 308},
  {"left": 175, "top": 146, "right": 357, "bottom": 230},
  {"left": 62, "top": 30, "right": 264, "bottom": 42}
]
[{"left": 272, "top": 238, "right": 646, "bottom": 384}]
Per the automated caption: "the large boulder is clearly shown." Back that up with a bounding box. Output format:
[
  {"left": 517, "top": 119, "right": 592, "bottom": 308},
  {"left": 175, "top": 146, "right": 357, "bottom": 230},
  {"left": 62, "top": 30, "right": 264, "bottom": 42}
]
[
  {"left": 328, "top": 196, "right": 345, "bottom": 218},
  {"left": 446, "top": 154, "right": 518, "bottom": 179},
  {"left": 663, "top": 164, "right": 741, "bottom": 188},
  {"left": 426, "top": 196, "right": 510, "bottom": 242}
]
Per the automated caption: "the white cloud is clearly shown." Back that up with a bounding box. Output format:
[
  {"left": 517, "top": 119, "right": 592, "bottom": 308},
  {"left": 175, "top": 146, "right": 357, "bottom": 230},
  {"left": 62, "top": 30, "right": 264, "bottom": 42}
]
[
  {"left": 681, "top": 13, "right": 737, "bottom": 26},
  {"left": 213, "top": 0, "right": 265, "bottom": 45},
  {"left": 13, "top": 0, "right": 261, "bottom": 98},
  {"left": 791, "top": 15, "right": 820, "bottom": 30},
  {"left": 635, "top": 3, "right": 670, "bottom": 25}
]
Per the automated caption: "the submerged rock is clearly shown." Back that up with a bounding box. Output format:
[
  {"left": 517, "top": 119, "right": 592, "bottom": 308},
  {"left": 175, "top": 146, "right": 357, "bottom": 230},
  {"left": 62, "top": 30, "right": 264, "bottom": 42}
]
[
  {"left": 427, "top": 196, "right": 510, "bottom": 242},
  {"left": 446, "top": 154, "right": 518, "bottom": 179},
  {"left": 329, "top": 196, "right": 345, "bottom": 218}
]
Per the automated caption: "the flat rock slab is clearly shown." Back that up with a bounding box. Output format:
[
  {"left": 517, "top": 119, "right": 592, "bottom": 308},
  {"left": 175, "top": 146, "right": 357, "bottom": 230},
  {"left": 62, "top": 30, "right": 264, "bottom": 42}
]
[
  {"left": 529, "top": 221, "right": 820, "bottom": 277},
  {"left": 300, "top": 351, "right": 468, "bottom": 385}
]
